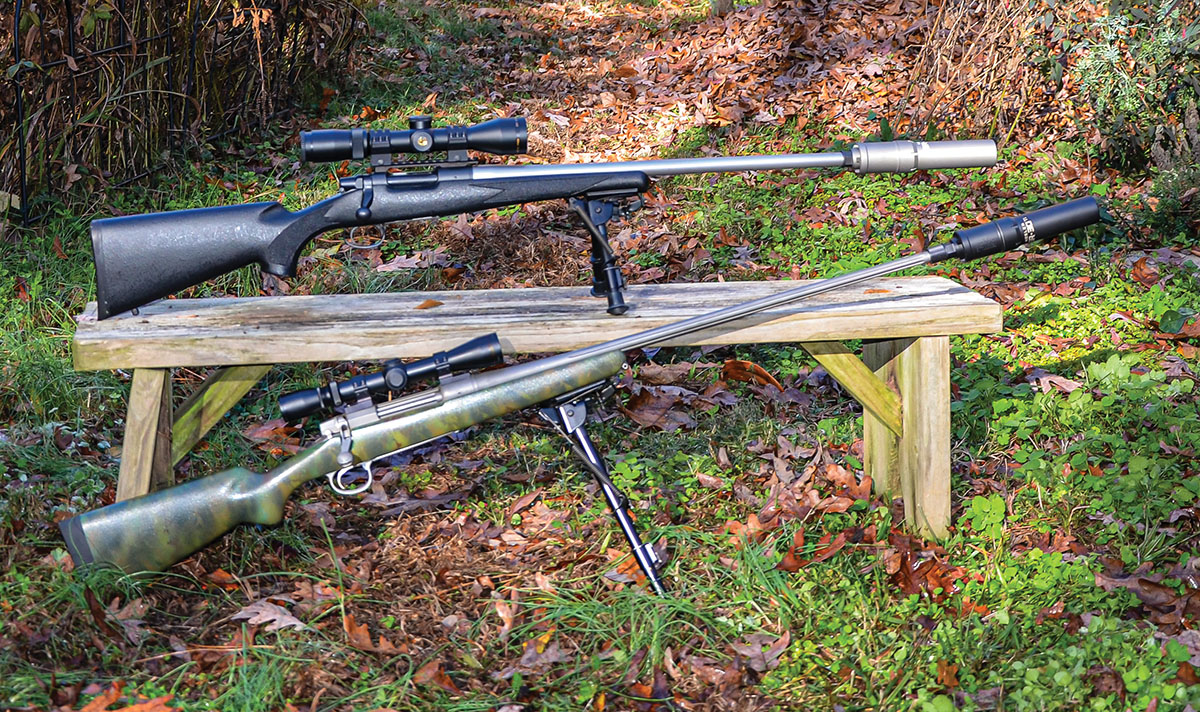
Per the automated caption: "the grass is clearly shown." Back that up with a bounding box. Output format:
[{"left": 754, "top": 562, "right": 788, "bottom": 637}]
[{"left": 3, "top": 0, "right": 1200, "bottom": 709}]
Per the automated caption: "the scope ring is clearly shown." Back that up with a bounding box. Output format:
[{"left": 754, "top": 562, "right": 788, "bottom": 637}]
[
  {"left": 327, "top": 462, "right": 373, "bottom": 496},
  {"left": 346, "top": 224, "right": 386, "bottom": 250}
]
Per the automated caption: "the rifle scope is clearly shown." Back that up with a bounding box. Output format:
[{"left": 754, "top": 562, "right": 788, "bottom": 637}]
[
  {"left": 279, "top": 333, "right": 504, "bottom": 421},
  {"left": 301, "top": 116, "right": 527, "bottom": 164}
]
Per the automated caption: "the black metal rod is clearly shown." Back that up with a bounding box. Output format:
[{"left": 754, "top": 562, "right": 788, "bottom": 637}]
[{"left": 571, "top": 427, "right": 667, "bottom": 595}]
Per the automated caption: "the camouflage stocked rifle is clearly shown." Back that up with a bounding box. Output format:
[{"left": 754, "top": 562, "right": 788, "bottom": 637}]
[
  {"left": 90, "top": 115, "right": 998, "bottom": 319},
  {"left": 61, "top": 198, "right": 1101, "bottom": 594}
]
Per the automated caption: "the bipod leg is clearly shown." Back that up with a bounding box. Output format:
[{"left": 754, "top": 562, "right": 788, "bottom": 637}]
[
  {"left": 569, "top": 197, "right": 628, "bottom": 316},
  {"left": 540, "top": 401, "right": 666, "bottom": 595}
]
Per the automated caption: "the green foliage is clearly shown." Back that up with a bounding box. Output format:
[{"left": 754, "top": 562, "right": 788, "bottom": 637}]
[
  {"left": 1075, "top": 0, "right": 1200, "bottom": 166},
  {"left": 1143, "top": 101, "right": 1200, "bottom": 244},
  {"left": 962, "top": 494, "right": 1006, "bottom": 540}
]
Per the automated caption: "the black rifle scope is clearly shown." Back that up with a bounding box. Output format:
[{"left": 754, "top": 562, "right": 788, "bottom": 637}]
[
  {"left": 300, "top": 116, "right": 527, "bottom": 164},
  {"left": 279, "top": 334, "right": 504, "bottom": 421}
]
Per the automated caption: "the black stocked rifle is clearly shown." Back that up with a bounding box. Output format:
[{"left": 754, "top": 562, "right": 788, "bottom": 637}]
[
  {"left": 63, "top": 198, "right": 1101, "bottom": 595},
  {"left": 91, "top": 115, "right": 999, "bottom": 319}
]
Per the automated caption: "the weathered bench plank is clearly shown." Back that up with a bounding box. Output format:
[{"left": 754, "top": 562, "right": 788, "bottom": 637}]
[{"left": 74, "top": 277, "right": 1001, "bottom": 370}]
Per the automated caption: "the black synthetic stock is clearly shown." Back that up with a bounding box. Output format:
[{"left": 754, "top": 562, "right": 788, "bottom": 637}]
[
  {"left": 94, "top": 202, "right": 294, "bottom": 320},
  {"left": 928, "top": 197, "right": 1100, "bottom": 263},
  {"left": 93, "top": 171, "right": 649, "bottom": 319}
]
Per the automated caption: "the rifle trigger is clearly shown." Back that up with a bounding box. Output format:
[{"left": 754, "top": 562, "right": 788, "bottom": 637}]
[{"left": 335, "top": 418, "right": 354, "bottom": 467}]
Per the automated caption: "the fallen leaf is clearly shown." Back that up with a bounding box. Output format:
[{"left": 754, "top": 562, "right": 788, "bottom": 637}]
[
  {"left": 242, "top": 419, "right": 297, "bottom": 442},
  {"left": 79, "top": 681, "right": 124, "bottom": 712},
  {"left": 621, "top": 387, "right": 696, "bottom": 431},
  {"left": 206, "top": 569, "right": 240, "bottom": 590},
  {"left": 494, "top": 598, "right": 516, "bottom": 640},
  {"left": 414, "top": 659, "right": 460, "bottom": 693},
  {"left": 638, "top": 362, "right": 700, "bottom": 385},
  {"left": 232, "top": 600, "right": 306, "bottom": 632},
  {"left": 508, "top": 487, "right": 543, "bottom": 516},
  {"left": 937, "top": 659, "right": 960, "bottom": 688},
  {"left": 493, "top": 632, "right": 574, "bottom": 679},
  {"left": 721, "top": 359, "right": 783, "bottom": 391},
  {"left": 1130, "top": 256, "right": 1159, "bottom": 286},
  {"left": 376, "top": 254, "right": 423, "bottom": 271},
  {"left": 343, "top": 613, "right": 377, "bottom": 651},
  {"left": 729, "top": 631, "right": 790, "bottom": 672}
]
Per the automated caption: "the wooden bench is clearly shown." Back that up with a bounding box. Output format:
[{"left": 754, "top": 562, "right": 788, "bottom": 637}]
[{"left": 73, "top": 277, "right": 1002, "bottom": 538}]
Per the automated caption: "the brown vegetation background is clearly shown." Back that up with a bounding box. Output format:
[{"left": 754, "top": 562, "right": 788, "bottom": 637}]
[{"left": 1, "top": 0, "right": 358, "bottom": 222}]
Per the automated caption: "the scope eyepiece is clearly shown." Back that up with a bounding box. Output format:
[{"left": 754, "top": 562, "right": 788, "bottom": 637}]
[
  {"left": 300, "top": 116, "right": 527, "bottom": 164},
  {"left": 278, "top": 334, "right": 505, "bottom": 421}
]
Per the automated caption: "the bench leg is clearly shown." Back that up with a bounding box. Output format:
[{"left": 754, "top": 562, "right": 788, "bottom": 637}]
[
  {"left": 897, "top": 336, "right": 951, "bottom": 539},
  {"left": 116, "top": 368, "right": 174, "bottom": 501},
  {"left": 864, "top": 337, "right": 951, "bottom": 539},
  {"left": 863, "top": 338, "right": 910, "bottom": 498},
  {"left": 171, "top": 365, "right": 272, "bottom": 466}
]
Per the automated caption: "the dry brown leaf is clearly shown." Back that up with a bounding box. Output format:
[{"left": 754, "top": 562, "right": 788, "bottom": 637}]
[
  {"left": 495, "top": 598, "right": 516, "bottom": 640},
  {"left": 937, "top": 659, "right": 960, "bottom": 688},
  {"left": 232, "top": 599, "right": 306, "bottom": 632},
  {"left": 729, "top": 631, "right": 790, "bottom": 672},
  {"left": 343, "top": 613, "right": 379, "bottom": 652},
  {"left": 414, "top": 659, "right": 460, "bottom": 693},
  {"left": 721, "top": 359, "right": 783, "bottom": 391},
  {"left": 621, "top": 388, "right": 696, "bottom": 431},
  {"left": 79, "top": 682, "right": 125, "bottom": 712},
  {"left": 638, "top": 362, "right": 700, "bottom": 385},
  {"left": 1130, "top": 256, "right": 1159, "bottom": 286},
  {"left": 241, "top": 419, "right": 296, "bottom": 442},
  {"left": 508, "top": 487, "right": 543, "bottom": 516}
]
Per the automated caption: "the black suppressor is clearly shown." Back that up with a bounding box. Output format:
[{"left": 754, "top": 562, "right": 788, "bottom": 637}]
[
  {"left": 928, "top": 197, "right": 1100, "bottom": 264},
  {"left": 279, "top": 334, "right": 505, "bottom": 421},
  {"left": 301, "top": 116, "right": 527, "bottom": 164}
]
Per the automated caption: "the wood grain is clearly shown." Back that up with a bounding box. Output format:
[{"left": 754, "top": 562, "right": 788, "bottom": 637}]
[
  {"left": 896, "top": 336, "right": 952, "bottom": 539},
  {"left": 74, "top": 277, "right": 1002, "bottom": 370},
  {"left": 862, "top": 338, "right": 911, "bottom": 498},
  {"left": 117, "top": 368, "right": 173, "bottom": 500},
  {"left": 802, "top": 341, "right": 902, "bottom": 437}
]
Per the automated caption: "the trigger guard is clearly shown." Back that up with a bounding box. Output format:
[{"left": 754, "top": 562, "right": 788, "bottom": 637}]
[
  {"left": 327, "top": 462, "right": 373, "bottom": 496},
  {"left": 346, "top": 224, "right": 385, "bottom": 250}
]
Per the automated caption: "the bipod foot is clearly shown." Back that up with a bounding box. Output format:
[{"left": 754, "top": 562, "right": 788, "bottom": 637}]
[{"left": 539, "top": 397, "right": 666, "bottom": 595}]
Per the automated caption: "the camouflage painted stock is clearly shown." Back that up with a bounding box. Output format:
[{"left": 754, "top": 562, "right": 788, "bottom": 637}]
[
  {"left": 61, "top": 198, "right": 1102, "bottom": 592},
  {"left": 61, "top": 352, "right": 626, "bottom": 572}
]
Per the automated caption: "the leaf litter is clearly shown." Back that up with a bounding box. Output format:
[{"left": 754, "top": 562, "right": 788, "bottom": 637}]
[{"left": 12, "top": 0, "right": 1200, "bottom": 708}]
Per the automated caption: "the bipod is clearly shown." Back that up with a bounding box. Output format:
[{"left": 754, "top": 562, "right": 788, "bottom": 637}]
[
  {"left": 539, "top": 383, "right": 666, "bottom": 595},
  {"left": 569, "top": 191, "right": 645, "bottom": 316}
]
